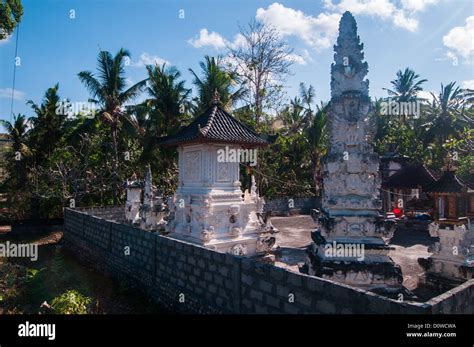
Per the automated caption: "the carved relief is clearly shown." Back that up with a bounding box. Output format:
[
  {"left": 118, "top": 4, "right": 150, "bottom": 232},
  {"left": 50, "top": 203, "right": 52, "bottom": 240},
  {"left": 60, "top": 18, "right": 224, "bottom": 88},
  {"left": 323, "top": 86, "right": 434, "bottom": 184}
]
[
  {"left": 216, "top": 161, "right": 231, "bottom": 182},
  {"left": 183, "top": 151, "right": 201, "bottom": 181}
]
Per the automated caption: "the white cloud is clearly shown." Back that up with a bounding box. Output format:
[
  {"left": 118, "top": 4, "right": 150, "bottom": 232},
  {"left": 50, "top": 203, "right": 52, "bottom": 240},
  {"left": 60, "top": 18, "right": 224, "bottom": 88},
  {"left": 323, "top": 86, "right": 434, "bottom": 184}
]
[
  {"left": 188, "top": 28, "right": 227, "bottom": 49},
  {"left": 417, "top": 90, "right": 435, "bottom": 102},
  {"left": 322, "top": 0, "right": 439, "bottom": 32},
  {"left": 0, "top": 88, "right": 25, "bottom": 100},
  {"left": 401, "top": 0, "right": 439, "bottom": 12},
  {"left": 131, "top": 52, "right": 169, "bottom": 68},
  {"left": 462, "top": 80, "right": 474, "bottom": 89},
  {"left": 0, "top": 35, "right": 11, "bottom": 45},
  {"left": 443, "top": 16, "right": 474, "bottom": 63},
  {"left": 256, "top": 3, "right": 340, "bottom": 50},
  {"left": 286, "top": 50, "right": 312, "bottom": 65}
]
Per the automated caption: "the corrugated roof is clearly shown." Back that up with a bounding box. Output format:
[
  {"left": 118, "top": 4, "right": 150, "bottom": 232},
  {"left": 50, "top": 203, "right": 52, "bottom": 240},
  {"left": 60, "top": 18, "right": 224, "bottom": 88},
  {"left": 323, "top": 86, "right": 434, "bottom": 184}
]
[
  {"left": 383, "top": 163, "right": 437, "bottom": 189},
  {"left": 424, "top": 170, "right": 468, "bottom": 193},
  {"left": 158, "top": 102, "right": 268, "bottom": 147}
]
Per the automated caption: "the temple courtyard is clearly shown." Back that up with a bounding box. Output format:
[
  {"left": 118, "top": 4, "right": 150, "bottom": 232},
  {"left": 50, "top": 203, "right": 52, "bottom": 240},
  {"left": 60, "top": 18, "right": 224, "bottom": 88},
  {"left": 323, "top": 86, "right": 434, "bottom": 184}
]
[{"left": 272, "top": 215, "right": 442, "bottom": 301}]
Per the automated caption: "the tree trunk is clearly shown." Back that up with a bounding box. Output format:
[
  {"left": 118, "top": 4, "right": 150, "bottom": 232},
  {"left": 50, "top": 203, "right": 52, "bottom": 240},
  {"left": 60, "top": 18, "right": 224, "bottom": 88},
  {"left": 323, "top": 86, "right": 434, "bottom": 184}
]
[{"left": 111, "top": 122, "right": 119, "bottom": 206}]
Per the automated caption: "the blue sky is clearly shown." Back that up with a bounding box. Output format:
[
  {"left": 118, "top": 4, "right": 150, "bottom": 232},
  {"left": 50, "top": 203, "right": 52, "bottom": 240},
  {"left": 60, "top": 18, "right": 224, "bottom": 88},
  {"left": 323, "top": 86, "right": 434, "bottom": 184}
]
[{"left": 0, "top": 0, "right": 473, "bottom": 125}]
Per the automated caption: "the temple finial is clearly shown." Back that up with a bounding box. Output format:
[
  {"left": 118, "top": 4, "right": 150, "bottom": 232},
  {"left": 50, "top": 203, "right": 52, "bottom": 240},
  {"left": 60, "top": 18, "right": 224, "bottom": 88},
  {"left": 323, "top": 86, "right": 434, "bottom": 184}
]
[{"left": 211, "top": 89, "right": 221, "bottom": 105}]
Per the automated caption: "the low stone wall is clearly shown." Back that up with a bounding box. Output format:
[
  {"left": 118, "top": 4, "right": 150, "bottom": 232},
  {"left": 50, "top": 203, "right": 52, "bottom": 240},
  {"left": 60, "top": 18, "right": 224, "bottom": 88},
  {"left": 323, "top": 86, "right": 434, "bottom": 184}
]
[
  {"left": 77, "top": 206, "right": 125, "bottom": 222},
  {"left": 263, "top": 196, "right": 319, "bottom": 215},
  {"left": 63, "top": 208, "right": 474, "bottom": 314}
]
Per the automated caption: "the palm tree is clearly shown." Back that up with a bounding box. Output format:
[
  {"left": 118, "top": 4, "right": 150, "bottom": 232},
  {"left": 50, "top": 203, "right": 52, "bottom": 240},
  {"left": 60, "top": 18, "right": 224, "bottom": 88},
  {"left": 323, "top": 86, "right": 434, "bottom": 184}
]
[
  {"left": 144, "top": 63, "right": 191, "bottom": 136},
  {"left": 0, "top": 114, "right": 30, "bottom": 186},
  {"left": 27, "top": 84, "right": 66, "bottom": 165},
  {"left": 427, "top": 82, "right": 473, "bottom": 147},
  {"left": 307, "top": 105, "right": 328, "bottom": 196},
  {"left": 127, "top": 63, "right": 192, "bottom": 192},
  {"left": 384, "top": 68, "right": 427, "bottom": 102},
  {"left": 383, "top": 68, "right": 427, "bottom": 124},
  {"left": 189, "top": 55, "right": 245, "bottom": 115},
  {"left": 78, "top": 48, "right": 147, "bottom": 204}
]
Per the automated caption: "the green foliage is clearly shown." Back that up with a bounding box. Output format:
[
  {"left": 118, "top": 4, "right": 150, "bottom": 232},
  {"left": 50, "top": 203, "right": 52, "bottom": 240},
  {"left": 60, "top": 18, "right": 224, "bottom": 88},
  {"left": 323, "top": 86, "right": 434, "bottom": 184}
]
[
  {"left": 0, "top": 0, "right": 23, "bottom": 40},
  {"left": 1, "top": 48, "right": 472, "bottom": 219},
  {"left": 51, "top": 290, "right": 92, "bottom": 314}
]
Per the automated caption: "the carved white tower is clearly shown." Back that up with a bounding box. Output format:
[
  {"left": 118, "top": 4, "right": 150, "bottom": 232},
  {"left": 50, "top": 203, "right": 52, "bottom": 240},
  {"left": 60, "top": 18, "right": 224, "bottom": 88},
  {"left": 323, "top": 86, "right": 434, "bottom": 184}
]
[{"left": 305, "top": 12, "right": 401, "bottom": 290}]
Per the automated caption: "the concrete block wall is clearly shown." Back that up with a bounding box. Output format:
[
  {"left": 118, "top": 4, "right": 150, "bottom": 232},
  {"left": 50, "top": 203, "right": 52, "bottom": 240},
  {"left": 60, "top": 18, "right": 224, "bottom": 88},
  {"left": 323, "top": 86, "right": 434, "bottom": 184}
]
[
  {"left": 63, "top": 208, "right": 474, "bottom": 314},
  {"left": 263, "top": 197, "right": 319, "bottom": 215}
]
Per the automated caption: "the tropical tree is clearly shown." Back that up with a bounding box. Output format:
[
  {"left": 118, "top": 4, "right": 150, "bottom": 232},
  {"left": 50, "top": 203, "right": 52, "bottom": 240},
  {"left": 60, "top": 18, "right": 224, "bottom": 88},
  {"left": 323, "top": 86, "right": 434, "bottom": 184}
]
[
  {"left": 307, "top": 105, "right": 328, "bottom": 196},
  {"left": 189, "top": 55, "right": 245, "bottom": 115},
  {"left": 384, "top": 67, "right": 427, "bottom": 103},
  {"left": 0, "top": 114, "right": 31, "bottom": 218},
  {"left": 27, "top": 84, "right": 66, "bottom": 166},
  {"left": 0, "top": 114, "right": 29, "bottom": 183},
  {"left": 228, "top": 20, "right": 294, "bottom": 127},
  {"left": 0, "top": 0, "right": 23, "bottom": 40},
  {"left": 423, "top": 82, "right": 474, "bottom": 168},
  {"left": 383, "top": 68, "right": 427, "bottom": 125},
  {"left": 78, "top": 48, "right": 147, "bottom": 204},
  {"left": 129, "top": 63, "right": 192, "bottom": 192}
]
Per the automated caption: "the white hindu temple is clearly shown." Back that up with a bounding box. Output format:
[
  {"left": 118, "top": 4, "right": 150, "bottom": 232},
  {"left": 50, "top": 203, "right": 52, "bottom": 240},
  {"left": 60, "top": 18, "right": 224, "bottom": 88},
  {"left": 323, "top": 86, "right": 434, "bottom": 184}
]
[{"left": 159, "top": 94, "right": 277, "bottom": 256}]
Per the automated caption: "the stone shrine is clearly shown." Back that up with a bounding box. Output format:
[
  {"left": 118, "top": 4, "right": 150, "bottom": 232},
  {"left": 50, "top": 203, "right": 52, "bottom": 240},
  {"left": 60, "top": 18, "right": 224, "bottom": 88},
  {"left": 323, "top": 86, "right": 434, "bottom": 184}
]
[
  {"left": 124, "top": 174, "right": 142, "bottom": 224},
  {"left": 160, "top": 94, "right": 277, "bottom": 256},
  {"left": 420, "top": 165, "right": 474, "bottom": 283},
  {"left": 303, "top": 12, "right": 401, "bottom": 290},
  {"left": 124, "top": 167, "right": 167, "bottom": 231}
]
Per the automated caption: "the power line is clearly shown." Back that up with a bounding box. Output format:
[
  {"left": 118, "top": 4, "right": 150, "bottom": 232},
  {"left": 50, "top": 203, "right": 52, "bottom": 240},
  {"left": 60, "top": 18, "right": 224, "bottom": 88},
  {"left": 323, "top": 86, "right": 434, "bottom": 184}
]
[{"left": 10, "top": 22, "right": 20, "bottom": 122}]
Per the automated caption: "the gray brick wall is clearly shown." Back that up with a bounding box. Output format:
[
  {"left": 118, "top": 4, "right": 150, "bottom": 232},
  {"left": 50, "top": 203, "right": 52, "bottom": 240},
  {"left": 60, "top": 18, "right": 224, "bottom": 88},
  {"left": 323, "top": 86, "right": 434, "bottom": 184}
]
[
  {"left": 63, "top": 208, "right": 474, "bottom": 314},
  {"left": 264, "top": 197, "right": 320, "bottom": 215}
]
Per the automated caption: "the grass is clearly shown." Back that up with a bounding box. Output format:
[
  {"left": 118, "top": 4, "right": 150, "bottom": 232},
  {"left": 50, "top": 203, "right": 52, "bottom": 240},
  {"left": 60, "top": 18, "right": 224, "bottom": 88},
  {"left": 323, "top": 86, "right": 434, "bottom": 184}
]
[{"left": 0, "top": 231, "right": 165, "bottom": 314}]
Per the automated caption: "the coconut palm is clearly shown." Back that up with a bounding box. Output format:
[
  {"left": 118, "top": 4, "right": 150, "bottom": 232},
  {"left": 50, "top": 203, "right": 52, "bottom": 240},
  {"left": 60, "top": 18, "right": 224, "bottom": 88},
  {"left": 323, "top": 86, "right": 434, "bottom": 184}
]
[
  {"left": 144, "top": 63, "right": 191, "bottom": 136},
  {"left": 189, "top": 55, "right": 245, "bottom": 115},
  {"left": 384, "top": 67, "right": 427, "bottom": 102},
  {"left": 78, "top": 48, "right": 147, "bottom": 204},
  {"left": 0, "top": 114, "right": 30, "bottom": 185},
  {"left": 27, "top": 83, "right": 66, "bottom": 165},
  {"left": 426, "top": 82, "right": 473, "bottom": 146},
  {"left": 307, "top": 105, "right": 328, "bottom": 195}
]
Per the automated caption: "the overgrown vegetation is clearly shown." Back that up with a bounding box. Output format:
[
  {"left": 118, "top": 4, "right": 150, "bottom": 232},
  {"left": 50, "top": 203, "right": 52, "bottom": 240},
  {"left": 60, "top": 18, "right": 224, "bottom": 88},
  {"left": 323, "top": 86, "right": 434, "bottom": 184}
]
[{"left": 0, "top": 19, "right": 472, "bottom": 219}]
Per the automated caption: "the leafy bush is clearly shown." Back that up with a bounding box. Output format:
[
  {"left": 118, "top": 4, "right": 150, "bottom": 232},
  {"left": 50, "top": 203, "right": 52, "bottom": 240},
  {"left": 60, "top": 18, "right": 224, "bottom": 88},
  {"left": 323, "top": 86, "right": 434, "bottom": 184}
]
[{"left": 51, "top": 290, "right": 92, "bottom": 314}]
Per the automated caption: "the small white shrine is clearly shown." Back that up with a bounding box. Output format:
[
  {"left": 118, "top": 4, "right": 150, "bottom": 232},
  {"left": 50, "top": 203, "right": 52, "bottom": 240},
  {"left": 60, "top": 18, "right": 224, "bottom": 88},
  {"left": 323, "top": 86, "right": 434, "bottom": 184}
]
[
  {"left": 160, "top": 94, "right": 277, "bottom": 256},
  {"left": 124, "top": 166, "right": 167, "bottom": 231},
  {"left": 421, "top": 166, "right": 474, "bottom": 281},
  {"left": 124, "top": 174, "right": 142, "bottom": 224}
]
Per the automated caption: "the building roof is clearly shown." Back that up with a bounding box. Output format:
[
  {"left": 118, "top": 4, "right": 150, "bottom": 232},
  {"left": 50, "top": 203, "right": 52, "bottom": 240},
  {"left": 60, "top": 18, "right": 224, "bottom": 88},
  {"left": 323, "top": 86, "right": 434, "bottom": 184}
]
[
  {"left": 158, "top": 101, "right": 269, "bottom": 148},
  {"left": 424, "top": 170, "right": 468, "bottom": 194},
  {"left": 383, "top": 163, "right": 437, "bottom": 189}
]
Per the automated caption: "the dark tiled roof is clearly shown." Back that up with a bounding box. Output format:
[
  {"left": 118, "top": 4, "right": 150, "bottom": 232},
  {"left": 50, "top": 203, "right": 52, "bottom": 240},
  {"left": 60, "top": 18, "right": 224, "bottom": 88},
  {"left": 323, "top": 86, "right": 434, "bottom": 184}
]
[
  {"left": 424, "top": 170, "right": 467, "bottom": 193},
  {"left": 159, "top": 102, "right": 268, "bottom": 147},
  {"left": 383, "top": 163, "right": 437, "bottom": 189}
]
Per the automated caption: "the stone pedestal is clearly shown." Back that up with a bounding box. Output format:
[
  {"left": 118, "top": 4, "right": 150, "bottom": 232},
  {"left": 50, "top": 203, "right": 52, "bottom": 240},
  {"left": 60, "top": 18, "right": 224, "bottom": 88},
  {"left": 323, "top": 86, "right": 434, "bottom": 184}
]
[
  {"left": 419, "top": 220, "right": 474, "bottom": 282},
  {"left": 166, "top": 143, "right": 275, "bottom": 256}
]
